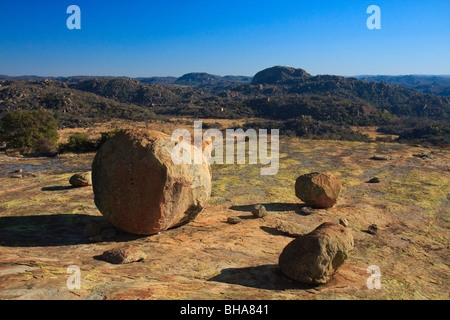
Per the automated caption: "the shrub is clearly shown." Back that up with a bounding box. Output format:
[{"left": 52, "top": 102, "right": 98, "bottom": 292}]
[
  {"left": 0, "top": 109, "right": 58, "bottom": 148},
  {"left": 26, "top": 138, "right": 58, "bottom": 157},
  {"left": 58, "top": 132, "right": 97, "bottom": 154}
]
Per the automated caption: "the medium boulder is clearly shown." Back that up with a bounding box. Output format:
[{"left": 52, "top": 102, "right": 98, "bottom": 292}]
[
  {"left": 279, "top": 222, "right": 354, "bottom": 285},
  {"left": 69, "top": 172, "right": 92, "bottom": 187},
  {"left": 92, "top": 129, "right": 211, "bottom": 235},
  {"left": 295, "top": 172, "right": 342, "bottom": 208}
]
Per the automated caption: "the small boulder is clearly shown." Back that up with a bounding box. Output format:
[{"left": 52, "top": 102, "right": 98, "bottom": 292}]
[
  {"left": 370, "top": 154, "right": 393, "bottom": 161},
  {"left": 226, "top": 216, "right": 241, "bottom": 224},
  {"left": 251, "top": 204, "right": 267, "bottom": 218},
  {"left": 69, "top": 172, "right": 92, "bottom": 187},
  {"left": 275, "top": 220, "right": 305, "bottom": 237},
  {"left": 295, "top": 172, "right": 342, "bottom": 208},
  {"left": 367, "top": 177, "right": 380, "bottom": 183},
  {"left": 367, "top": 224, "right": 378, "bottom": 235},
  {"left": 300, "top": 206, "right": 315, "bottom": 215},
  {"left": 96, "top": 245, "right": 147, "bottom": 264},
  {"left": 279, "top": 222, "right": 354, "bottom": 285}
]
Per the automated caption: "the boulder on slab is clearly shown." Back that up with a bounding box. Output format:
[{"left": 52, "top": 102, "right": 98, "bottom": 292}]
[
  {"left": 91, "top": 129, "right": 211, "bottom": 235},
  {"left": 97, "top": 245, "right": 147, "bottom": 264},
  {"left": 69, "top": 172, "right": 92, "bottom": 187},
  {"left": 295, "top": 172, "right": 342, "bottom": 208},
  {"left": 252, "top": 204, "right": 267, "bottom": 218},
  {"left": 278, "top": 222, "right": 354, "bottom": 285}
]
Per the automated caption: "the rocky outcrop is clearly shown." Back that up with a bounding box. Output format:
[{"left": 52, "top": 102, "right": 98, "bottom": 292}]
[
  {"left": 278, "top": 222, "right": 354, "bottom": 284},
  {"left": 91, "top": 129, "right": 212, "bottom": 235},
  {"left": 295, "top": 172, "right": 342, "bottom": 208}
]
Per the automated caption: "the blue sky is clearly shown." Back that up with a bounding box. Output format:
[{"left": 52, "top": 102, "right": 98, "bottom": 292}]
[{"left": 0, "top": 0, "right": 449, "bottom": 77}]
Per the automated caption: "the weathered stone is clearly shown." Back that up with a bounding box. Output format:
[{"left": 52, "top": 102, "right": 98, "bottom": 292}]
[
  {"left": 251, "top": 204, "right": 267, "bottom": 218},
  {"left": 69, "top": 172, "right": 92, "bottom": 187},
  {"left": 368, "top": 224, "right": 378, "bottom": 235},
  {"left": 367, "top": 177, "right": 380, "bottom": 183},
  {"left": 339, "top": 218, "right": 349, "bottom": 228},
  {"left": 92, "top": 129, "right": 211, "bottom": 235},
  {"left": 275, "top": 220, "right": 305, "bottom": 237},
  {"left": 97, "top": 246, "right": 147, "bottom": 264},
  {"left": 295, "top": 172, "right": 342, "bottom": 208},
  {"left": 300, "top": 206, "right": 315, "bottom": 215},
  {"left": 226, "top": 216, "right": 241, "bottom": 224},
  {"left": 370, "top": 154, "right": 393, "bottom": 161},
  {"left": 279, "top": 222, "right": 354, "bottom": 284}
]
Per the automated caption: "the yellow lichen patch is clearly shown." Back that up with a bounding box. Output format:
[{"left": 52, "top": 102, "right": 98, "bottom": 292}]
[{"left": 380, "top": 168, "right": 449, "bottom": 209}]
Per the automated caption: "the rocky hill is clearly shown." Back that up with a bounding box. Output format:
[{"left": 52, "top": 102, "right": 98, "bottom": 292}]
[
  {"left": 1, "top": 66, "right": 449, "bottom": 144},
  {"left": 251, "top": 66, "right": 312, "bottom": 85},
  {"left": 357, "top": 75, "right": 450, "bottom": 97}
]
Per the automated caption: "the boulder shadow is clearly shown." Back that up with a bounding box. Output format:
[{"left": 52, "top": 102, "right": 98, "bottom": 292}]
[
  {"left": 41, "top": 185, "right": 75, "bottom": 191},
  {"left": 0, "top": 214, "right": 143, "bottom": 247},
  {"left": 259, "top": 226, "right": 296, "bottom": 237},
  {"left": 230, "top": 202, "right": 306, "bottom": 214},
  {"left": 208, "top": 264, "right": 314, "bottom": 291}
]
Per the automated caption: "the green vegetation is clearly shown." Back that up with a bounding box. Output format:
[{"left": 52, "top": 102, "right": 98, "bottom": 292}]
[
  {"left": 58, "top": 132, "right": 97, "bottom": 154},
  {"left": 58, "top": 129, "right": 120, "bottom": 154},
  {"left": 0, "top": 109, "right": 58, "bottom": 148}
]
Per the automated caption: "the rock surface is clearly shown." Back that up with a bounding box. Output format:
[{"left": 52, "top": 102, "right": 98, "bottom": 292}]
[
  {"left": 295, "top": 172, "right": 342, "bottom": 208},
  {"left": 92, "top": 129, "right": 212, "bottom": 235},
  {"left": 279, "top": 222, "right": 354, "bottom": 284}
]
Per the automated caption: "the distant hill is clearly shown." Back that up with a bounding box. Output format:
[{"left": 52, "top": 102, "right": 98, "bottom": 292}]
[
  {"left": 356, "top": 75, "right": 450, "bottom": 97},
  {"left": 0, "top": 79, "right": 155, "bottom": 127},
  {"left": 174, "top": 72, "right": 252, "bottom": 86},
  {"left": 134, "top": 77, "right": 177, "bottom": 85},
  {"left": 1, "top": 66, "right": 449, "bottom": 145},
  {"left": 251, "top": 66, "right": 311, "bottom": 85},
  {"left": 175, "top": 73, "right": 223, "bottom": 85}
]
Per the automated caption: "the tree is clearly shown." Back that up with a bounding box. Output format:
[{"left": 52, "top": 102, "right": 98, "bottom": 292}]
[{"left": 0, "top": 109, "right": 58, "bottom": 148}]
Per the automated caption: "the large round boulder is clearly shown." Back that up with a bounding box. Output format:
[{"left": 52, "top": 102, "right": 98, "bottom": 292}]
[
  {"left": 92, "top": 129, "right": 211, "bottom": 235},
  {"left": 278, "top": 222, "right": 354, "bottom": 285},
  {"left": 295, "top": 172, "right": 342, "bottom": 208}
]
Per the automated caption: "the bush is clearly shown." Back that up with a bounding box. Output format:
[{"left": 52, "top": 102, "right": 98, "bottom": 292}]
[
  {"left": 58, "top": 129, "right": 121, "bottom": 154},
  {"left": 58, "top": 132, "right": 97, "bottom": 154},
  {"left": 26, "top": 138, "right": 58, "bottom": 157},
  {"left": 0, "top": 109, "right": 58, "bottom": 148}
]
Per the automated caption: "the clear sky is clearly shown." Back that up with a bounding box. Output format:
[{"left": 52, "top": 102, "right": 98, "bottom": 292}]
[{"left": 0, "top": 0, "right": 449, "bottom": 77}]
